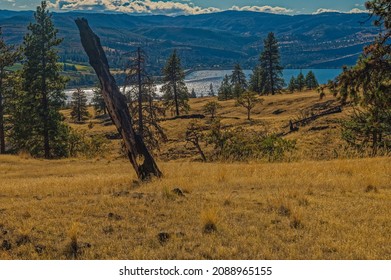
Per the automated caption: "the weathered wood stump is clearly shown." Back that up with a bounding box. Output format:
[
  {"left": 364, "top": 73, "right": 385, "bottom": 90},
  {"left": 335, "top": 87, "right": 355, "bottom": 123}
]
[{"left": 75, "top": 18, "right": 162, "bottom": 180}]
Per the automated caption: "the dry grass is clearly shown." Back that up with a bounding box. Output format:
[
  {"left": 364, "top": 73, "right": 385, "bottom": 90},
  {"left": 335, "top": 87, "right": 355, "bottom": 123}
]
[
  {"left": 0, "top": 155, "right": 390, "bottom": 260},
  {"left": 64, "top": 91, "right": 361, "bottom": 161},
  {"left": 1, "top": 91, "right": 389, "bottom": 260}
]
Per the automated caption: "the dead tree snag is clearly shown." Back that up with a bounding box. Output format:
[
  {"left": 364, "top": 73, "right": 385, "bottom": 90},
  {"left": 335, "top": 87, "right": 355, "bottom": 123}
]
[{"left": 75, "top": 18, "right": 162, "bottom": 180}]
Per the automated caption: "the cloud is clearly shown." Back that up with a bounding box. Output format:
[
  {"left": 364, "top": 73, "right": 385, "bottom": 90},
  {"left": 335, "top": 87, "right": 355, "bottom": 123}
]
[
  {"left": 47, "top": 0, "right": 294, "bottom": 16},
  {"left": 48, "top": 0, "right": 219, "bottom": 15},
  {"left": 230, "top": 5, "right": 293, "bottom": 14},
  {"left": 313, "top": 7, "right": 368, "bottom": 14},
  {"left": 313, "top": 8, "right": 340, "bottom": 14},
  {"left": 348, "top": 8, "right": 367, "bottom": 14}
]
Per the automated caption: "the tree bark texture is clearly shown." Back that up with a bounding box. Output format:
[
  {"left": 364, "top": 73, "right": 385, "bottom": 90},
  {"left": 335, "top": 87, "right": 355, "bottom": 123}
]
[{"left": 75, "top": 18, "right": 162, "bottom": 180}]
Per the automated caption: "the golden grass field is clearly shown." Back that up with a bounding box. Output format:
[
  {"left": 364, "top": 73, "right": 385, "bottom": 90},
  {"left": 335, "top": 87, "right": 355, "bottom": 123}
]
[{"left": 1, "top": 91, "right": 390, "bottom": 260}]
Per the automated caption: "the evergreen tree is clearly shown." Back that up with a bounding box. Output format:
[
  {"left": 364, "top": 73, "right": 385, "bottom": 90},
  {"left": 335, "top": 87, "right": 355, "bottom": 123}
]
[
  {"left": 190, "top": 88, "right": 197, "bottom": 98},
  {"left": 10, "top": 2, "right": 68, "bottom": 158},
  {"left": 70, "top": 88, "right": 89, "bottom": 123},
  {"left": 218, "top": 74, "right": 232, "bottom": 100},
  {"left": 230, "top": 64, "right": 247, "bottom": 98},
  {"left": 249, "top": 66, "right": 265, "bottom": 95},
  {"left": 208, "top": 83, "right": 215, "bottom": 97},
  {"left": 161, "top": 50, "right": 189, "bottom": 116},
  {"left": 337, "top": 0, "right": 391, "bottom": 155},
  {"left": 259, "top": 32, "right": 284, "bottom": 95},
  {"left": 296, "top": 72, "right": 305, "bottom": 92},
  {"left": 0, "top": 28, "right": 20, "bottom": 154},
  {"left": 305, "top": 71, "right": 319, "bottom": 90},
  {"left": 92, "top": 85, "right": 106, "bottom": 116},
  {"left": 122, "top": 47, "right": 167, "bottom": 150},
  {"left": 288, "top": 76, "right": 296, "bottom": 93}
]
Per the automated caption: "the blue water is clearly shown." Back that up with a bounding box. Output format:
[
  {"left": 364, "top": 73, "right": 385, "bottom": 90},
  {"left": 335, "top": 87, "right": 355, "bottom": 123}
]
[
  {"left": 65, "top": 69, "right": 342, "bottom": 102},
  {"left": 183, "top": 69, "right": 342, "bottom": 96}
]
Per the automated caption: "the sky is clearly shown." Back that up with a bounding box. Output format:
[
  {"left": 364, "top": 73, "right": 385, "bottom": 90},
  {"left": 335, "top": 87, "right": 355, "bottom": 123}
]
[{"left": 0, "top": 0, "right": 369, "bottom": 16}]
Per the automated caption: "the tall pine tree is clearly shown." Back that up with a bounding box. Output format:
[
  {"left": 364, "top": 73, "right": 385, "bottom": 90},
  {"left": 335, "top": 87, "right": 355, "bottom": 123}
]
[
  {"left": 259, "top": 32, "right": 284, "bottom": 95},
  {"left": 218, "top": 74, "right": 232, "bottom": 100},
  {"left": 305, "top": 71, "right": 319, "bottom": 90},
  {"left": 337, "top": 0, "right": 391, "bottom": 155},
  {"left": 92, "top": 84, "right": 106, "bottom": 116},
  {"left": 11, "top": 1, "right": 68, "bottom": 158},
  {"left": 296, "top": 72, "right": 305, "bottom": 92},
  {"left": 249, "top": 66, "right": 265, "bottom": 95},
  {"left": 70, "top": 88, "right": 89, "bottom": 123},
  {"left": 0, "top": 28, "right": 19, "bottom": 154},
  {"left": 161, "top": 50, "right": 189, "bottom": 116},
  {"left": 230, "top": 64, "right": 247, "bottom": 98}
]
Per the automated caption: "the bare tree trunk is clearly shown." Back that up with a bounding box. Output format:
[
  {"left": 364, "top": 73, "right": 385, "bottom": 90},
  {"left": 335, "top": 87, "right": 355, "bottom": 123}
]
[
  {"left": 137, "top": 47, "right": 144, "bottom": 136},
  {"left": 75, "top": 18, "right": 162, "bottom": 180}
]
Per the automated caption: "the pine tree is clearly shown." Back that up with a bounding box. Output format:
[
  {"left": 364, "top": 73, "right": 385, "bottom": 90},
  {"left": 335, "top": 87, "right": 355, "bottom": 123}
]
[
  {"left": 296, "top": 72, "right": 305, "bottom": 92},
  {"left": 230, "top": 64, "right": 247, "bottom": 98},
  {"left": 0, "top": 28, "right": 19, "bottom": 154},
  {"left": 190, "top": 88, "right": 197, "bottom": 98},
  {"left": 249, "top": 66, "right": 265, "bottom": 95},
  {"left": 259, "top": 32, "right": 284, "bottom": 95},
  {"left": 305, "top": 71, "right": 319, "bottom": 90},
  {"left": 337, "top": 0, "right": 391, "bottom": 155},
  {"left": 122, "top": 47, "right": 166, "bottom": 150},
  {"left": 10, "top": 2, "right": 68, "bottom": 158},
  {"left": 288, "top": 76, "right": 296, "bottom": 93},
  {"left": 218, "top": 74, "right": 232, "bottom": 100},
  {"left": 92, "top": 85, "right": 106, "bottom": 116},
  {"left": 161, "top": 50, "right": 189, "bottom": 116},
  {"left": 70, "top": 88, "right": 89, "bottom": 123},
  {"left": 208, "top": 83, "right": 215, "bottom": 97}
]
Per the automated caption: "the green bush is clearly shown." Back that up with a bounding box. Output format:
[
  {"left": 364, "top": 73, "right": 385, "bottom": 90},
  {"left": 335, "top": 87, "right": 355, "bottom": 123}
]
[{"left": 207, "top": 120, "right": 296, "bottom": 161}]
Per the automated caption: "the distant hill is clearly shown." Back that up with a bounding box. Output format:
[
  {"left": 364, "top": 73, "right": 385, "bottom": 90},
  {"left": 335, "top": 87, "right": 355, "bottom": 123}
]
[{"left": 0, "top": 10, "right": 377, "bottom": 72}]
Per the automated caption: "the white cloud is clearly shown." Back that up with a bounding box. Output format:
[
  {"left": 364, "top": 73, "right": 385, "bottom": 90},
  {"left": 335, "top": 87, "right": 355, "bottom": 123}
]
[
  {"left": 47, "top": 0, "right": 294, "bottom": 16},
  {"left": 230, "top": 5, "right": 293, "bottom": 14},
  {"left": 313, "top": 7, "right": 368, "bottom": 14},
  {"left": 48, "top": 0, "right": 219, "bottom": 15},
  {"left": 313, "top": 8, "right": 340, "bottom": 14},
  {"left": 348, "top": 8, "right": 367, "bottom": 14}
]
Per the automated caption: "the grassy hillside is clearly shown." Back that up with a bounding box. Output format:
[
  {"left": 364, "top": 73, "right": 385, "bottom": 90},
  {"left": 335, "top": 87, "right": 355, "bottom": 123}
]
[
  {"left": 64, "top": 90, "right": 359, "bottom": 161},
  {"left": 1, "top": 91, "right": 390, "bottom": 260}
]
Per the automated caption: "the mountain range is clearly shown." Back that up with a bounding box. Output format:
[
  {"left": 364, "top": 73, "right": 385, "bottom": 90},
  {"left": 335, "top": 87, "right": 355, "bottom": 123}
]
[{"left": 0, "top": 10, "right": 379, "bottom": 72}]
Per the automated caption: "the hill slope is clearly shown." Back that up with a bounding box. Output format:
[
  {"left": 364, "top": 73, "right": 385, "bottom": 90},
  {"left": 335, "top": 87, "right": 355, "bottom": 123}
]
[{"left": 0, "top": 10, "right": 377, "bottom": 71}]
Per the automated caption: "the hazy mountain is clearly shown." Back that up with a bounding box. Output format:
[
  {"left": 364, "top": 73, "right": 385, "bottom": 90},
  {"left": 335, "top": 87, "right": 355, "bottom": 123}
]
[{"left": 0, "top": 10, "right": 378, "bottom": 71}]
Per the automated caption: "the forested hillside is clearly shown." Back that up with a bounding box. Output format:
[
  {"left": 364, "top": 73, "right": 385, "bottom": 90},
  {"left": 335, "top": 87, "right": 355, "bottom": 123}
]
[{"left": 0, "top": 10, "right": 377, "bottom": 72}]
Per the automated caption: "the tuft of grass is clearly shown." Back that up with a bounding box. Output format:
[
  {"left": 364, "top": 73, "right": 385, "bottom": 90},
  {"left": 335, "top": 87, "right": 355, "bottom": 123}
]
[
  {"left": 290, "top": 209, "right": 304, "bottom": 230},
  {"left": 67, "top": 223, "right": 80, "bottom": 259},
  {"left": 201, "top": 208, "right": 218, "bottom": 234}
]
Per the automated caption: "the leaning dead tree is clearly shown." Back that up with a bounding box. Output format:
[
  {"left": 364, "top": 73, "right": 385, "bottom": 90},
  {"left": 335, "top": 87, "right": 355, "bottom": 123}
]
[{"left": 75, "top": 18, "right": 162, "bottom": 180}]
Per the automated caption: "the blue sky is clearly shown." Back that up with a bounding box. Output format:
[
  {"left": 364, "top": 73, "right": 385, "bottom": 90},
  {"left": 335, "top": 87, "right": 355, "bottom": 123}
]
[{"left": 0, "top": 0, "right": 368, "bottom": 15}]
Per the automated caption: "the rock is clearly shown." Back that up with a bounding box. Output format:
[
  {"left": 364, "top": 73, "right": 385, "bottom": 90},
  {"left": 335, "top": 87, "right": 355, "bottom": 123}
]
[
  {"left": 1, "top": 240, "right": 11, "bottom": 251},
  {"left": 203, "top": 223, "right": 217, "bottom": 234},
  {"left": 157, "top": 232, "right": 170, "bottom": 244},
  {"left": 172, "top": 188, "right": 185, "bottom": 197},
  {"left": 35, "top": 244, "right": 45, "bottom": 254},
  {"left": 16, "top": 235, "right": 30, "bottom": 246},
  {"left": 108, "top": 213, "right": 123, "bottom": 221}
]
